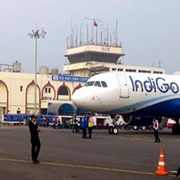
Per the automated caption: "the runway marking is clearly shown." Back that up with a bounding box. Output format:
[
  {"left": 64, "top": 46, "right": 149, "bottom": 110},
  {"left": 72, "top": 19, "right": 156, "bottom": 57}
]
[{"left": 0, "top": 157, "right": 157, "bottom": 176}]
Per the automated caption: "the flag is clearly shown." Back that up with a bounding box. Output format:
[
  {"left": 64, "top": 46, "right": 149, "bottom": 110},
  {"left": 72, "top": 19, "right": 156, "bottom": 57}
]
[{"left": 94, "top": 20, "right": 97, "bottom": 27}]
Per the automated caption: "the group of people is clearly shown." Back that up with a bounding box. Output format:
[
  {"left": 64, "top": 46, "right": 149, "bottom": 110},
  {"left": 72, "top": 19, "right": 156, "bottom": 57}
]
[
  {"left": 28, "top": 113, "right": 94, "bottom": 164},
  {"left": 81, "top": 114, "right": 94, "bottom": 139},
  {"left": 30, "top": 115, "right": 180, "bottom": 177},
  {"left": 43, "top": 116, "right": 61, "bottom": 129},
  {"left": 28, "top": 115, "right": 160, "bottom": 164},
  {"left": 70, "top": 114, "right": 94, "bottom": 138},
  {"left": 70, "top": 116, "right": 79, "bottom": 133}
]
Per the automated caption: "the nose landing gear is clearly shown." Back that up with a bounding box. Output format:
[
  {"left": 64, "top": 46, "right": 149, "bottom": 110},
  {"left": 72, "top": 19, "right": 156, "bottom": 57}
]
[
  {"left": 109, "top": 115, "right": 119, "bottom": 135},
  {"left": 109, "top": 126, "right": 118, "bottom": 134}
]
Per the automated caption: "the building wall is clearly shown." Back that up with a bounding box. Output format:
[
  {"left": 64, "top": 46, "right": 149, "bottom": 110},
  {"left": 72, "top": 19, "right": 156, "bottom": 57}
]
[
  {"left": 0, "top": 62, "right": 165, "bottom": 117},
  {"left": 63, "top": 62, "right": 165, "bottom": 77},
  {"left": 65, "top": 45, "right": 124, "bottom": 57},
  {"left": 0, "top": 72, "right": 84, "bottom": 115}
]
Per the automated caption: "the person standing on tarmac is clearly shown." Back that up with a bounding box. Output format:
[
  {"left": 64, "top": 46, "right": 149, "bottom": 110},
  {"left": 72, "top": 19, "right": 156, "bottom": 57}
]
[
  {"left": 153, "top": 119, "right": 161, "bottom": 143},
  {"left": 74, "top": 116, "right": 78, "bottom": 133},
  {"left": 175, "top": 167, "right": 180, "bottom": 177},
  {"left": 57, "top": 117, "right": 61, "bottom": 129},
  {"left": 87, "top": 114, "right": 94, "bottom": 139},
  {"left": 29, "top": 114, "right": 41, "bottom": 164},
  {"left": 81, "top": 114, "right": 88, "bottom": 138},
  {"left": 52, "top": 117, "right": 56, "bottom": 129},
  {"left": 71, "top": 116, "right": 77, "bottom": 133}
]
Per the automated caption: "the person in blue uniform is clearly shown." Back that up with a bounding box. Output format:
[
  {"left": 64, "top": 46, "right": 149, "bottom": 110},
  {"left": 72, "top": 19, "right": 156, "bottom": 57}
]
[
  {"left": 29, "top": 114, "right": 41, "bottom": 164},
  {"left": 81, "top": 115, "right": 88, "bottom": 138}
]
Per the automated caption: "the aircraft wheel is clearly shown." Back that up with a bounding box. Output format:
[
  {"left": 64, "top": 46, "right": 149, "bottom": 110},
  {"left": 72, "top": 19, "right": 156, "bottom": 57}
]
[
  {"left": 133, "top": 126, "right": 138, "bottom": 130},
  {"left": 141, "top": 126, "right": 146, "bottom": 131},
  {"left": 109, "top": 127, "right": 113, "bottom": 134},
  {"left": 112, "top": 127, "right": 118, "bottom": 135}
]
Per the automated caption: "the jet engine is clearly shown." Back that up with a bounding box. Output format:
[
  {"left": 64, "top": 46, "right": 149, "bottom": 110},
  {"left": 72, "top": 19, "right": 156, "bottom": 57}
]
[{"left": 122, "top": 115, "right": 162, "bottom": 126}]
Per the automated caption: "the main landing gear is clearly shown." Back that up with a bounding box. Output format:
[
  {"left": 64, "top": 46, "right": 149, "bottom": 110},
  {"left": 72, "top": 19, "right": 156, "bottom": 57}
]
[{"left": 109, "top": 126, "right": 119, "bottom": 135}]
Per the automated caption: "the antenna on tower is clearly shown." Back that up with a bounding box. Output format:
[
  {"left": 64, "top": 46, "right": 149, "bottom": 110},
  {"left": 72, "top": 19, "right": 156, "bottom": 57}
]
[
  {"left": 70, "top": 17, "right": 73, "bottom": 47},
  {"left": 86, "top": 24, "right": 89, "bottom": 44},
  {"left": 152, "top": 61, "right": 154, "bottom": 68},
  {"left": 107, "top": 27, "right": 109, "bottom": 45},
  {"left": 80, "top": 24, "right": 82, "bottom": 45},
  {"left": 116, "top": 20, "right": 118, "bottom": 46},
  {"left": 75, "top": 25, "right": 78, "bottom": 46},
  {"left": 85, "top": 17, "right": 102, "bottom": 44},
  {"left": 159, "top": 60, "right": 161, "bottom": 68}
]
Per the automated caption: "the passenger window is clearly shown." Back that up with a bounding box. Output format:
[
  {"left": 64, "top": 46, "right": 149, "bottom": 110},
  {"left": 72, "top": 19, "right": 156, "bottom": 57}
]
[
  {"left": 94, "top": 81, "right": 101, "bottom": 87},
  {"left": 101, "top": 81, "right": 108, "bottom": 87},
  {"left": 85, "top": 81, "right": 95, "bottom": 86}
]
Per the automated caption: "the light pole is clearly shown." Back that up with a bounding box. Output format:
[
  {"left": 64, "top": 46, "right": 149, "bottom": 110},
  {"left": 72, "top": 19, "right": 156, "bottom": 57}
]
[{"left": 28, "top": 28, "right": 46, "bottom": 115}]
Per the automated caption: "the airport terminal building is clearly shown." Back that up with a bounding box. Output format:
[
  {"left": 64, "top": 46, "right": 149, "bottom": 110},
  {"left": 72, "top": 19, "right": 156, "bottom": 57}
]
[{"left": 0, "top": 32, "right": 165, "bottom": 122}]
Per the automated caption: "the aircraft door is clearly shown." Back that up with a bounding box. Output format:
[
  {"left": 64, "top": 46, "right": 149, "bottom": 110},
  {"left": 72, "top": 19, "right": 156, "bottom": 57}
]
[{"left": 118, "top": 75, "right": 129, "bottom": 98}]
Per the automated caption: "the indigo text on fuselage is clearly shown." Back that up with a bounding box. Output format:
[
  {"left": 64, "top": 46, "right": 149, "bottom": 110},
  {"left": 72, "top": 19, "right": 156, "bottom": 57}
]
[{"left": 129, "top": 76, "right": 179, "bottom": 93}]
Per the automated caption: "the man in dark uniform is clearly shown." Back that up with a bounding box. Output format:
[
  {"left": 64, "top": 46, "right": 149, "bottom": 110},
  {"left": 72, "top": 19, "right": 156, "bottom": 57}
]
[
  {"left": 29, "top": 114, "right": 41, "bottom": 164},
  {"left": 175, "top": 167, "right": 180, "bottom": 177}
]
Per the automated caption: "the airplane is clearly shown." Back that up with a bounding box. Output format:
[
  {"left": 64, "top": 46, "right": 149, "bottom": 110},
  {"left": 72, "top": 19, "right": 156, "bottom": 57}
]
[{"left": 72, "top": 71, "right": 180, "bottom": 134}]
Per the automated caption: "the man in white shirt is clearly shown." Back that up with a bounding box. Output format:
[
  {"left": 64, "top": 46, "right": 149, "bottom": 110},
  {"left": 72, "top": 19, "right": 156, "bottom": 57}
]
[{"left": 153, "top": 119, "right": 161, "bottom": 143}]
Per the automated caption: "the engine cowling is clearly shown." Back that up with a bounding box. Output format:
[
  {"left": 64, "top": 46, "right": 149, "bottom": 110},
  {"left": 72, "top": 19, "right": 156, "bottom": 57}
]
[
  {"left": 122, "top": 115, "right": 162, "bottom": 126},
  {"left": 122, "top": 115, "right": 133, "bottom": 124}
]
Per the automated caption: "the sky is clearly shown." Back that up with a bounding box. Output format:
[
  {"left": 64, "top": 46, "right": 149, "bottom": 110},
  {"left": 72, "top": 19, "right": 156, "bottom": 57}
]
[{"left": 0, "top": 0, "right": 180, "bottom": 74}]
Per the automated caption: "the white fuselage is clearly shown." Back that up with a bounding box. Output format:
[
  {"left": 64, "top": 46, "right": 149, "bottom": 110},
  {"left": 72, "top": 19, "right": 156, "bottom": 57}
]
[{"left": 72, "top": 72, "right": 180, "bottom": 118}]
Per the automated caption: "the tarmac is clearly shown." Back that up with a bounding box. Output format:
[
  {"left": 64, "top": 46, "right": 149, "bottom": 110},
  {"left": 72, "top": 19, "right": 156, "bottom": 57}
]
[{"left": 0, "top": 125, "right": 179, "bottom": 180}]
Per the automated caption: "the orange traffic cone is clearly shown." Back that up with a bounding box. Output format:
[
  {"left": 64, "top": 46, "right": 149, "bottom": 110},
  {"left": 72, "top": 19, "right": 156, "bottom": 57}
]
[{"left": 155, "top": 148, "right": 169, "bottom": 176}]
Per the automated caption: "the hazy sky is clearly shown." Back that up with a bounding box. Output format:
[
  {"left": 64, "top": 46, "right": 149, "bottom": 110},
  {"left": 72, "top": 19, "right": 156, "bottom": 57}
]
[{"left": 0, "top": 0, "right": 180, "bottom": 74}]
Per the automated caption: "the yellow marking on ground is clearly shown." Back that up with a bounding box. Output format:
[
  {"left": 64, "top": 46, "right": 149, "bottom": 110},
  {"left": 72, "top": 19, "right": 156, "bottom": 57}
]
[{"left": 0, "top": 157, "right": 165, "bottom": 176}]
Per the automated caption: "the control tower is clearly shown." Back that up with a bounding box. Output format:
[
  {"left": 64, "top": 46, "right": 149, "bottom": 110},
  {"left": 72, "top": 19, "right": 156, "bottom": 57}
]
[
  {"left": 64, "top": 42, "right": 124, "bottom": 76},
  {"left": 65, "top": 43, "right": 124, "bottom": 64},
  {"left": 64, "top": 21, "right": 125, "bottom": 77},
  {"left": 64, "top": 21, "right": 164, "bottom": 77}
]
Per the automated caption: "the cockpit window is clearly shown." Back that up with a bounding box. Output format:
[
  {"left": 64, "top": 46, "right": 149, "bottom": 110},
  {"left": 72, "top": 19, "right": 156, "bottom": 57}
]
[
  {"left": 85, "top": 81, "right": 107, "bottom": 88},
  {"left": 94, "top": 81, "right": 101, "bottom": 87},
  {"left": 101, "top": 81, "right": 108, "bottom": 87},
  {"left": 85, "top": 81, "right": 95, "bottom": 86}
]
